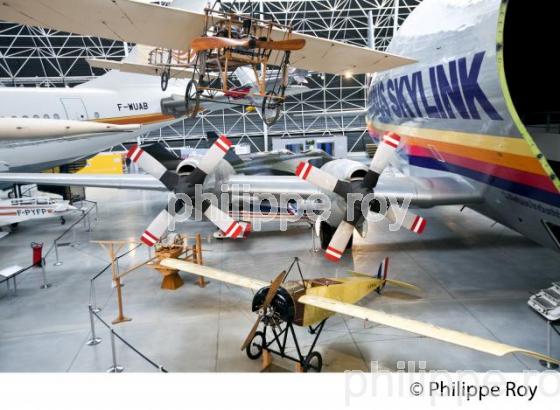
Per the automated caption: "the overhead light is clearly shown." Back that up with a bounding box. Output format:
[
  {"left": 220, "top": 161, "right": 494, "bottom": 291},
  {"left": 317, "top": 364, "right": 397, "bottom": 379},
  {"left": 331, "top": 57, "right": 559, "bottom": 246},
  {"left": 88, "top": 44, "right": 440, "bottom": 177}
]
[{"left": 344, "top": 71, "right": 353, "bottom": 79}]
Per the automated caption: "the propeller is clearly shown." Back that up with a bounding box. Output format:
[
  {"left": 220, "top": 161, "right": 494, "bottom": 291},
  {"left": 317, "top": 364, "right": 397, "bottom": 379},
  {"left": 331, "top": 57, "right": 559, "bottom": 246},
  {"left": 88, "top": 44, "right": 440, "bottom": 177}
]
[
  {"left": 191, "top": 36, "right": 306, "bottom": 52},
  {"left": 127, "top": 136, "right": 250, "bottom": 246},
  {"left": 240, "top": 270, "right": 287, "bottom": 351},
  {"left": 295, "top": 132, "right": 426, "bottom": 262}
]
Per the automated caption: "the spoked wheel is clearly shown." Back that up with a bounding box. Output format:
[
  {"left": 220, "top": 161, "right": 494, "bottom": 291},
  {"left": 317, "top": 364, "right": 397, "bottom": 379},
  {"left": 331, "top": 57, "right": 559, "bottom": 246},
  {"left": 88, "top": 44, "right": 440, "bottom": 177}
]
[
  {"left": 303, "top": 351, "right": 323, "bottom": 372},
  {"left": 245, "top": 331, "right": 265, "bottom": 360},
  {"left": 261, "top": 91, "right": 282, "bottom": 126},
  {"left": 160, "top": 69, "right": 170, "bottom": 91},
  {"left": 185, "top": 80, "right": 200, "bottom": 118}
]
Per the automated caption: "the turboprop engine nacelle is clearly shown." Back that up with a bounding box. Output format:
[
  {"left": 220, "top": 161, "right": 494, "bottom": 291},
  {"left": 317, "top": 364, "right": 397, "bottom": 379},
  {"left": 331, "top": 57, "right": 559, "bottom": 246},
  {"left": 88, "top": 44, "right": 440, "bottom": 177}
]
[{"left": 176, "top": 157, "right": 235, "bottom": 191}]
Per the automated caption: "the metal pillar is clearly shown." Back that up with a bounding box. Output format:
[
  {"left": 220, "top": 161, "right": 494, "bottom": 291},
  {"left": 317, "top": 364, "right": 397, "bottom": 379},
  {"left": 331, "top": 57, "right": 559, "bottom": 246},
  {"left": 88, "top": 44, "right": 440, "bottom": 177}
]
[
  {"left": 107, "top": 330, "right": 124, "bottom": 373},
  {"left": 540, "top": 320, "right": 559, "bottom": 369},
  {"left": 86, "top": 306, "right": 102, "bottom": 346},
  {"left": 39, "top": 258, "right": 51, "bottom": 289}
]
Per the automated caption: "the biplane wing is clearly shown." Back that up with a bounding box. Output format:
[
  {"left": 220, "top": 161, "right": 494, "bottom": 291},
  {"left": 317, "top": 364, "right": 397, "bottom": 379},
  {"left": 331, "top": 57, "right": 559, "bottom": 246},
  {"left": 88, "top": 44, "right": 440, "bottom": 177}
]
[
  {"left": 88, "top": 58, "right": 195, "bottom": 79},
  {"left": 0, "top": 0, "right": 415, "bottom": 75},
  {"left": 298, "top": 294, "right": 560, "bottom": 365}
]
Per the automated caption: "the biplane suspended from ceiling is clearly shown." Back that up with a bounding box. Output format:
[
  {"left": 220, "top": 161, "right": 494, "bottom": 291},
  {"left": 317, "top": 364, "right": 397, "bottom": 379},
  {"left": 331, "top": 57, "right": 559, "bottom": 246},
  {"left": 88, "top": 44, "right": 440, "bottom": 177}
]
[{"left": 0, "top": 0, "right": 415, "bottom": 126}]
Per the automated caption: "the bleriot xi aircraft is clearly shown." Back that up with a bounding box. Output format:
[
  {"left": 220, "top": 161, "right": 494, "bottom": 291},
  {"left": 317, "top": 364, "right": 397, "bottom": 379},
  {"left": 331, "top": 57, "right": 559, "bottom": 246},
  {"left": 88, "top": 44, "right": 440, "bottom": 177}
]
[
  {"left": 160, "top": 257, "right": 560, "bottom": 371},
  {"left": 2, "top": 0, "right": 560, "bottom": 260}
]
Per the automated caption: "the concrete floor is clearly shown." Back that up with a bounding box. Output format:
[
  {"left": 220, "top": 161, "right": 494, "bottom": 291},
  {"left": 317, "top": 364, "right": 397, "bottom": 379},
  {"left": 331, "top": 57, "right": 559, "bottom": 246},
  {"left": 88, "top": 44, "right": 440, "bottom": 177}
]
[{"left": 1, "top": 187, "right": 559, "bottom": 372}]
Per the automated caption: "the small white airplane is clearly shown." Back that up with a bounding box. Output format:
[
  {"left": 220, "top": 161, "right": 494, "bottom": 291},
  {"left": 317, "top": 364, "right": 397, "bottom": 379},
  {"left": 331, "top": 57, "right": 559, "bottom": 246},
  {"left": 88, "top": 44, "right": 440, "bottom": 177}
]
[{"left": 0, "top": 196, "right": 77, "bottom": 233}]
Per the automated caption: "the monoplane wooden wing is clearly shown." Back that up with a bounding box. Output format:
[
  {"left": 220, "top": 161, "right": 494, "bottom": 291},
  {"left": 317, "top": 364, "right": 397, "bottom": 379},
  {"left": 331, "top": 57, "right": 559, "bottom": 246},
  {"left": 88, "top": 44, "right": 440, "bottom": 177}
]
[
  {"left": 298, "top": 294, "right": 560, "bottom": 365},
  {"left": 161, "top": 259, "right": 268, "bottom": 291}
]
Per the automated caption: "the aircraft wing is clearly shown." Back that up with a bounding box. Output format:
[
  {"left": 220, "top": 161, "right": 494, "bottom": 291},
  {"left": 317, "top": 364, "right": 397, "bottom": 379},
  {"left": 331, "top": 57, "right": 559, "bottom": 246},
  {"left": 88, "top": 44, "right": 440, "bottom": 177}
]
[
  {"left": 161, "top": 259, "right": 268, "bottom": 291},
  {"left": 0, "top": 172, "right": 482, "bottom": 207},
  {"left": 0, "top": 173, "right": 167, "bottom": 191},
  {"left": 298, "top": 294, "right": 560, "bottom": 365},
  {"left": 88, "top": 58, "right": 195, "bottom": 79},
  {"left": 0, "top": 0, "right": 414, "bottom": 75},
  {"left": 224, "top": 174, "right": 483, "bottom": 207}
]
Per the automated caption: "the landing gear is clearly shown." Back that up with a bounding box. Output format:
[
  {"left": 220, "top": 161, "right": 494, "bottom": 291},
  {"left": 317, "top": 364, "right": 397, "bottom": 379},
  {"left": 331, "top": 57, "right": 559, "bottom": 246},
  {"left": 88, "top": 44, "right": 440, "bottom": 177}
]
[
  {"left": 185, "top": 80, "right": 200, "bottom": 118},
  {"left": 261, "top": 91, "right": 282, "bottom": 126},
  {"left": 245, "top": 330, "right": 265, "bottom": 360},
  {"left": 160, "top": 69, "right": 170, "bottom": 91},
  {"left": 60, "top": 216, "right": 66, "bottom": 225},
  {"left": 255, "top": 318, "right": 327, "bottom": 372},
  {"left": 303, "top": 351, "right": 323, "bottom": 372}
]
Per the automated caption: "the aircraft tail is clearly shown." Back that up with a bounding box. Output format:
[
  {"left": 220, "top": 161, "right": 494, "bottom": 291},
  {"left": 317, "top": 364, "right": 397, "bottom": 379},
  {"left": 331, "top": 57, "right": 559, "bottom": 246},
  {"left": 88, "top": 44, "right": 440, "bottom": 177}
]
[{"left": 350, "top": 257, "right": 420, "bottom": 294}]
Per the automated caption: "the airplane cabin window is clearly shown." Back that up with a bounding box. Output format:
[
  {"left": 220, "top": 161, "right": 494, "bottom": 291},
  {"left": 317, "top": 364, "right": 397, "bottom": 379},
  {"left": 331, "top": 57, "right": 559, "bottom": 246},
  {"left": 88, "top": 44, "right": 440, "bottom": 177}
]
[
  {"left": 33, "top": 115, "right": 39, "bottom": 118},
  {"left": 94, "top": 112, "right": 100, "bottom": 119},
  {"left": 43, "top": 114, "right": 50, "bottom": 119},
  {"left": 53, "top": 113, "right": 60, "bottom": 119}
]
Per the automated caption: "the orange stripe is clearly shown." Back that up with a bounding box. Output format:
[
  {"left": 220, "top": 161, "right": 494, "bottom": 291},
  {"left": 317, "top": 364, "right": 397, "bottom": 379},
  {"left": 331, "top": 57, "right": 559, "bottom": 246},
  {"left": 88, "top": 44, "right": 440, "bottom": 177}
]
[
  {"left": 93, "top": 113, "right": 175, "bottom": 125},
  {"left": 404, "top": 136, "right": 546, "bottom": 176}
]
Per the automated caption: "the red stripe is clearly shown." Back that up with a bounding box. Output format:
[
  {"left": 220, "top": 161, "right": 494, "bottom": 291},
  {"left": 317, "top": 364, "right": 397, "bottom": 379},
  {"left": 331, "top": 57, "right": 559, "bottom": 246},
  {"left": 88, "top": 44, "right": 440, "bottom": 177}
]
[
  {"left": 326, "top": 246, "right": 342, "bottom": 257},
  {"left": 325, "top": 252, "right": 341, "bottom": 262},
  {"left": 242, "top": 223, "right": 252, "bottom": 238},
  {"left": 384, "top": 132, "right": 401, "bottom": 148},
  {"left": 406, "top": 145, "right": 558, "bottom": 193},
  {"left": 127, "top": 145, "right": 138, "bottom": 159},
  {"left": 303, "top": 165, "right": 312, "bottom": 180},
  {"left": 416, "top": 218, "right": 427, "bottom": 234},
  {"left": 224, "top": 221, "right": 237, "bottom": 236},
  {"left": 230, "top": 225, "right": 243, "bottom": 239},
  {"left": 143, "top": 230, "right": 158, "bottom": 242},
  {"left": 295, "top": 162, "right": 306, "bottom": 178},
  {"left": 140, "top": 235, "right": 156, "bottom": 246},
  {"left": 219, "top": 135, "right": 232, "bottom": 147}
]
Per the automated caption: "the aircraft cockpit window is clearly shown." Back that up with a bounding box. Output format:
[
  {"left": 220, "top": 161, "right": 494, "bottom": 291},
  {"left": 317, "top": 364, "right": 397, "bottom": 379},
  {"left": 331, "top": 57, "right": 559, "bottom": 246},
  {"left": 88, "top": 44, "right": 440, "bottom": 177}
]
[
  {"left": 53, "top": 114, "right": 60, "bottom": 119},
  {"left": 43, "top": 114, "right": 50, "bottom": 119},
  {"left": 94, "top": 112, "right": 100, "bottom": 119}
]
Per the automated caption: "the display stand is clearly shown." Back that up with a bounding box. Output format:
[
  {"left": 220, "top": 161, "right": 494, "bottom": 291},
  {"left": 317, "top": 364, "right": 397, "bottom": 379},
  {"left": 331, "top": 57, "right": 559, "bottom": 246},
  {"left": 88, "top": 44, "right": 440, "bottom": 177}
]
[{"left": 92, "top": 240, "right": 137, "bottom": 325}]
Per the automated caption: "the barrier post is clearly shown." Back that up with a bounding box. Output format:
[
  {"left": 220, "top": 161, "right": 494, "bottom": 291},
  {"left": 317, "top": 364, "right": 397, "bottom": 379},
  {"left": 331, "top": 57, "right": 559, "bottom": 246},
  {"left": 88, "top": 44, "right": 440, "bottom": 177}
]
[
  {"left": 540, "top": 320, "right": 559, "bottom": 369},
  {"left": 53, "top": 240, "right": 63, "bottom": 266},
  {"left": 89, "top": 279, "right": 101, "bottom": 313},
  {"left": 86, "top": 305, "right": 102, "bottom": 346},
  {"left": 39, "top": 258, "right": 51, "bottom": 289},
  {"left": 107, "top": 330, "right": 124, "bottom": 373}
]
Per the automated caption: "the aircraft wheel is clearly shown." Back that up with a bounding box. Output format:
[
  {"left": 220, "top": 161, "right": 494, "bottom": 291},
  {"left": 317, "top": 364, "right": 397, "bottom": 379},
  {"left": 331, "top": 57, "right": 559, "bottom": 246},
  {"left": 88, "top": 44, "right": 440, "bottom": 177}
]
[
  {"left": 160, "top": 70, "right": 169, "bottom": 91},
  {"left": 60, "top": 217, "right": 66, "bottom": 225},
  {"left": 303, "top": 351, "right": 322, "bottom": 372},
  {"left": 261, "top": 92, "right": 281, "bottom": 126},
  {"left": 245, "top": 331, "right": 265, "bottom": 360},
  {"left": 185, "top": 80, "right": 200, "bottom": 118}
]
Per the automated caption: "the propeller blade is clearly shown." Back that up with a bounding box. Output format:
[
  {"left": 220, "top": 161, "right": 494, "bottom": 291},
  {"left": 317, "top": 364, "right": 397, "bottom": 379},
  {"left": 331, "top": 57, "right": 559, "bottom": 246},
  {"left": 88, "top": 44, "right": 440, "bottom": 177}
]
[
  {"left": 140, "top": 209, "right": 171, "bottom": 246},
  {"left": 362, "top": 132, "right": 401, "bottom": 190},
  {"left": 240, "top": 314, "right": 263, "bottom": 351},
  {"left": 240, "top": 270, "right": 287, "bottom": 351},
  {"left": 191, "top": 36, "right": 250, "bottom": 51},
  {"left": 295, "top": 161, "right": 351, "bottom": 198},
  {"left": 254, "top": 38, "right": 306, "bottom": 51},
  {"left": 203, "top": 202, "right": 246, "bottom": 239},
  {"left": 127, "top": 145, "right": 178, "bottom": 191},
  {"left": 325, "top": 220, "right": 355, "bottom": 262},
  {"left": 385, "top": 206, "right": 427, "bottom": 234},
  {"left": 188, "top": 135, "right": 233, "bottom": 185}
]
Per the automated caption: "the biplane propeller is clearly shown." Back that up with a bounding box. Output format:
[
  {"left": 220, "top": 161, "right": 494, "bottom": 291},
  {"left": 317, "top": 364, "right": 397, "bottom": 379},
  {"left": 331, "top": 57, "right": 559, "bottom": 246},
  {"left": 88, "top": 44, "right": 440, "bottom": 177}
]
[
  {"left": 161, "top": 257, "right": 560, "bottom": 372},
  {"left": 295, "top": 132, "right": 427, "bottom": 262},
  {"left": 127, "top": 135, "right": 250, "bottom": 246},
  {"left": 191, "top": 36, "right": 306, "bottom": 52}
]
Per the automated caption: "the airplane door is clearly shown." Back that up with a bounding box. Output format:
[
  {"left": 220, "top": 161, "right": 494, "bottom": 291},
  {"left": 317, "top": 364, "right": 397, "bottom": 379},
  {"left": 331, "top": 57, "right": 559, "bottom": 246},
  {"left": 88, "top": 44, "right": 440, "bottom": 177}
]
[{"left": 60, "top": 98, "right": 88, "bottom": 120}]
